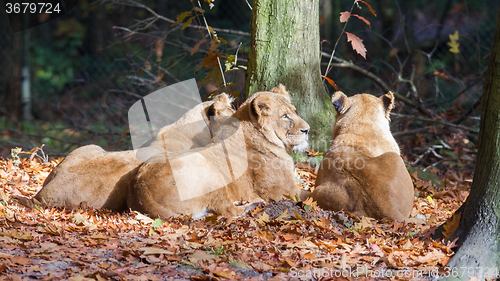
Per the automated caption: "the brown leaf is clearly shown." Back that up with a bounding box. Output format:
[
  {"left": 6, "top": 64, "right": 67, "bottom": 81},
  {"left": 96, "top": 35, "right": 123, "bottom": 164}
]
[
  {"left": 139, "top": 247, "right": 174, "bottom": 255},
  {"left": 207, "top": 264, "right": 239, "bottom": 279},
  {"left": 340, "top": 11, "right": 350, "bottom": 23},
  {"left": 443, "top": 212, "right": 461, "bottom": 240},
  {"left": 345, "top": 32, "right": 367, "bottom": 59},
  {"left": 189, "top": 250, "right": 217, "bottom": 263},
  {"left": 155, "top": 40, "right": 164, "bottom": 61},
  {"left": 11, "top": 256, "right": 30, "bottom": 265},
  {"left": 352, "top": 14, "right": 371, "bottom": 29},
  {"left": 191, "top": 39, "right": 206, "bottom": 55},
  {"left": 256, "top": 212, "right": 270, "bottom": 225},
  {"left": 356, "top": 0, "right": 377, "bottom": 16}
]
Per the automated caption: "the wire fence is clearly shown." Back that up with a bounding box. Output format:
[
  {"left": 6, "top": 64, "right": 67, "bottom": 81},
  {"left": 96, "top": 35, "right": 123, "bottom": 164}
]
[{"left": 0, "top": 0, "right": 498, "bottom": 157}]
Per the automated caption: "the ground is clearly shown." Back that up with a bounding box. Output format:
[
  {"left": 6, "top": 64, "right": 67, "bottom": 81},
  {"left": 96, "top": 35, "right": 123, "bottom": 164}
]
[{"left": 0, "top": 149, "right": 472, "bottom": 281}]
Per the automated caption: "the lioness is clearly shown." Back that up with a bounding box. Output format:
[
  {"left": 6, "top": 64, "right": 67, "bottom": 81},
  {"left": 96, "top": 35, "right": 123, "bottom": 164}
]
[
  {"left": 127, "top": 85, "right": 310, "bottom": 218},
  {"left": 307, "top": 91, "right": 414, "bottom": 221},
  {"left": 34, "top": 93, "right": 235, "bottom": 211}
]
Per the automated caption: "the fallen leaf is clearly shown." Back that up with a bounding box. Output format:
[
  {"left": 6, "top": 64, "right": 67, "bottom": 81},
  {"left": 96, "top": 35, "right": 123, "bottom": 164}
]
[
  {"left": 256, "top": 212, "right": 270, "bottom": 225},
  {"left": 354, "top": 217, "right": 373, "bottom": 230},
  {"left": 443, "top": 212, "right": 461, "bottom": 240},
  {"left": 139, "top": 247, "right": 174, "bottom": 255},
  {"left": 72, "top": 213, "right": 87, "bottom": 225},
  {"left": 189, "top": 250, "right": 217, "bottom": 263}
]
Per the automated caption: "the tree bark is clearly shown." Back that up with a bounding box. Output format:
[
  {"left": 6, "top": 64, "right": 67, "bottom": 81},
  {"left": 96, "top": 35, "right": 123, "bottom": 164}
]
[
  {"left": 245, "top": 0, "right": 333, "bottom": 151},
  {"left": 439, "top": 6, "right": 500, "bottom": 281}
]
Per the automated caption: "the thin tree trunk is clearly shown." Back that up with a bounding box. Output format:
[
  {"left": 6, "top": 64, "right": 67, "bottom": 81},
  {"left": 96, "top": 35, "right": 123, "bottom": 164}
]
[
  {"left": 245, "top": 0, "right": 333, "bottom": 151},
  {"left": 439, "top": 6, "right": 500, "bottom": 281},
  {"left": 2, "top": 16, "right": 23, "bottom": 124}
]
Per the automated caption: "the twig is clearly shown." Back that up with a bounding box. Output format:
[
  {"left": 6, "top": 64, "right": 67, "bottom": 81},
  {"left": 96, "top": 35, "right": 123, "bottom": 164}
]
[
  {"left": 452, "top": 98, "right": 481, "bottom": 125},
  {"left": 391, "top": 113, "right": 479, "bottom": 134},
  {"left": 103, "top": 0, "right": 250, "bottom": 37},
  {"left": 323, "top": 0, "right": 357, "bottom": 79},
  {"left": 320, "top": 52, "right": 429, "bottom": 114},
  {"left": 392, "top": 127, "right": 433, "bottom": 137}
]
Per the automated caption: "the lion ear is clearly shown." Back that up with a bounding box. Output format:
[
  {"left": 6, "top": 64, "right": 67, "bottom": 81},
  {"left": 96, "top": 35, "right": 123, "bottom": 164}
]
[
  {"left": 331, "top": 91, "right": 350, "bottom": 114},
  {"left": 270, "top": 84, "right": 291, "bottom": 101},
  {"left": 212, "top": 92, "right": 234, "bottom": 105},
  {"left": 251, "top": 94, "right": 273, "bottom": 119},
  {"left": 206, "top": 101, "right": 228, "bottom": 118},
  {"left": 380, "top": 91, "right": 394, "bottom": 120}
]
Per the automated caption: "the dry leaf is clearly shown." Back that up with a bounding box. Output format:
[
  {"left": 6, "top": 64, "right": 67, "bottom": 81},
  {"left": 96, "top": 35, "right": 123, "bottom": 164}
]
[
  {"left": 345, "top": 32, "right": 367, "bottom": 59},
  {"left": 139, "top": 247, "right": 174, "bottom": 255},
  {"left": 443, "top": 212, "right": 461, "bottom": 240},
  {"left": 356, "top": 0, "right": 377, "bottom": 16},
  {"left": 340, "top": 11, "right": 350, "bottom": 23},
  {"left": 352, "top": 14, "right": 371, "bottom": 28}
]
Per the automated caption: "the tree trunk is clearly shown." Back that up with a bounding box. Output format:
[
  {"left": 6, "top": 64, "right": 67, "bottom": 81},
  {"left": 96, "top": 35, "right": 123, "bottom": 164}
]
[
  {"left": 2, "top": 16, "right": 23, "bottom": 124},
  {"left": 439, "top": 6, "right": 500, "bottom": 281},
  {"left": 245, "top": 0, "right": 333, "bottom": 151}
]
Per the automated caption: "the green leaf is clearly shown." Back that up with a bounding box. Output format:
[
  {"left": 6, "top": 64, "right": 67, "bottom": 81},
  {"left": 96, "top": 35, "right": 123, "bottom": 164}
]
[{"left": 152, "top": 218, "right": 163, "bottom": 228}]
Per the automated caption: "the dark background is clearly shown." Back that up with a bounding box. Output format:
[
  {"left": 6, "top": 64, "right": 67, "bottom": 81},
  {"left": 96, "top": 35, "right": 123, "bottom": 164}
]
[{"left": 0, "top": 0, "right": 498, "bottom": 158}]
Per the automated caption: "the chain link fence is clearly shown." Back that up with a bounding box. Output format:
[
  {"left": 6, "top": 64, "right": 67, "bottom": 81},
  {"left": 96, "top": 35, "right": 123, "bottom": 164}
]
[{"left": 0, "top": 0, "right": 497, "bottom": 156}]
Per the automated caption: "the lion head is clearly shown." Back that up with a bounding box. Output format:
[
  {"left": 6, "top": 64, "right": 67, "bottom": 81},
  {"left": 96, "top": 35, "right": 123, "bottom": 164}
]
[
  {"left": 331, "top": 91, "right": 399, "bottom": 157},
  {"left": 245, "top": 84, "right": 310, "bottom": 153}
]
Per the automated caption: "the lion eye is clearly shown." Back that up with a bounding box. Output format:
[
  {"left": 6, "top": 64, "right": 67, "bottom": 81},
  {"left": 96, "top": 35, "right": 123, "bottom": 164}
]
[{"left": 282, "top": 114, "right": 289, "bottom": 119}]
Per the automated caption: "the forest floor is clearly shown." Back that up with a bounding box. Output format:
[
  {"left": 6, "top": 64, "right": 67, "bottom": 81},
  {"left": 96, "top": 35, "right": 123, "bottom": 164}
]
[{"left": 0, "top": 149, "right": 473, "bottom": 281}]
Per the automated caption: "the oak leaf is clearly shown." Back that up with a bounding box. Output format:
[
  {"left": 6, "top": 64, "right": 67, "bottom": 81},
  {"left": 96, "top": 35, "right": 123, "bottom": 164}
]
[
  {"left": 443, "top": 212, "right": 461, "bottom": 240},
  {"left": 345, "top": 32, "right": 367, "bottom": 59},
  {"left": 256, "top": 212, "right": 270, "bottom": 225}
]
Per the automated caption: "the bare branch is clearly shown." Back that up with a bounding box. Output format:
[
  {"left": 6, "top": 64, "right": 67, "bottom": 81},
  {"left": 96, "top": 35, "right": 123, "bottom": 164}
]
[
  {"left": 320, "top": 52, "right": 430, "bottom": 114},
  {"left": 391, "top": 113, "right": 479, "bottom": 134},
  {"left": 102, "top": 0, "right": 250, "bottom": 37}
]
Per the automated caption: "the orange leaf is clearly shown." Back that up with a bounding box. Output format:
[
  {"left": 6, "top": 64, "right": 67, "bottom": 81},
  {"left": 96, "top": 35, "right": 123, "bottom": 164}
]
[
  {"left": 340, "top": 11, "right": 350, "bottom": 23},
  {"left": 322, "top": 75, "right": 339, "bottom": 90},
  {"left": 352, "top": 14, "right": 371, "bottom": 29},
  {"left": 356, "top": 0, "right": 377, "bottom": 16},
  {"left": 155, "top": 40, "right": 164, "bottom": 61},
  {"left": 443, "top": 212, "right": 461, "bottom": 240},
  {"left": 345, "top": 32, "right": 367, "bottom": 59}
]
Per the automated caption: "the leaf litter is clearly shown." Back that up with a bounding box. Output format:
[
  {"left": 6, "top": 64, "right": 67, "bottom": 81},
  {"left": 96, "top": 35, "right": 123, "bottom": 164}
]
[{"left": 0, "top": 152, "right": 472, "bottom": 280}]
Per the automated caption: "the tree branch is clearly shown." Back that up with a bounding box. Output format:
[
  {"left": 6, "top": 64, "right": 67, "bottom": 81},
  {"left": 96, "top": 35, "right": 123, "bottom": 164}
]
[
  {"left": 103, "top": 0, "right": 250, "bottom": 37},
  {"left": 390, "top": 113, "right": 479, "bottom": 134},
  {"left": 320, "top": 51, "right": 433, "bottom": 116}
]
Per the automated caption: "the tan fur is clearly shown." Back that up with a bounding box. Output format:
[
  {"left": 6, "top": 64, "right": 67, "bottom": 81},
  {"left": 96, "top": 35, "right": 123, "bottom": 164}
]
[
  {"left": 127, "top": 85, "right": 310, "bottom": 218},
  {"left": 307, "top": 91, "right": 414, "bottom": 221},
  {"left": 35, "top": 93, "right": 235, "bottom": 211}
]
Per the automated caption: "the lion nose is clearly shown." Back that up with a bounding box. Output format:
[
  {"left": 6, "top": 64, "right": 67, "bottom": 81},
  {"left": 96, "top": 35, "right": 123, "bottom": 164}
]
[{"left": 301, "top": 128, "right": 310, "bottom": 135}]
